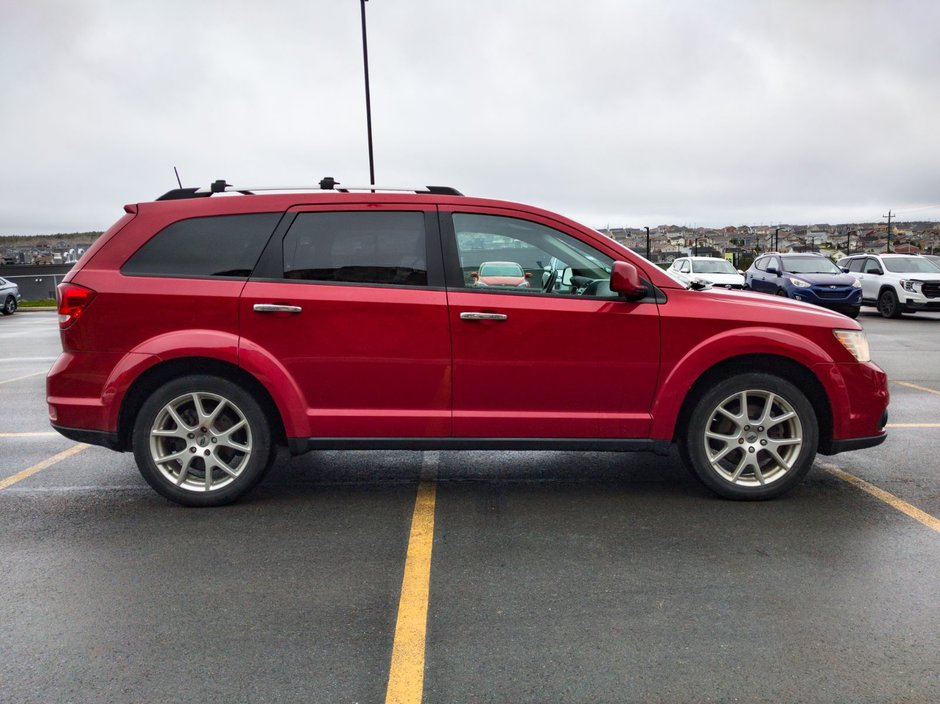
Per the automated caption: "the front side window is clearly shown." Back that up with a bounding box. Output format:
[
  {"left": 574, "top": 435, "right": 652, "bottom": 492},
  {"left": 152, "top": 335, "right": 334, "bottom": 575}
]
[
  {"left": 282, "top": 211, "right": 427, "bottom": 287},
  {"left": 122, "top": 213, "right": 281, "bottom": 278},
  {"left": 754, "top": 257, "right": 768, "bottom": 272},
  {"left": 452, "top": 213, "right": 615, "bottom": 297},
  {"left": 864, "top": 259, "right": 883, "bottom": 275},
  {"left": 848, "top": 258, "right": 865, "bottom": 273}
]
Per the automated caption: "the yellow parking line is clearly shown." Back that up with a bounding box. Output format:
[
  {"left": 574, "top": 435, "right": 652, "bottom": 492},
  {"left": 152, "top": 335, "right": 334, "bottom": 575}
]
[
  {"left": 895, "top": 380, "right": 940, "bottom": 396},
  {"left": 0, "top": 444, "right": 89, "bottom": 491},
  {"left": 385, "top": 480, "right": 437, "bottom": 704},
  {"left": 822, "top": 464, "right": 940, "bottom": 533},
  {"left": 0, "top": 371, "right": 45, "bottom": 386},
  {"left": 0, "top": 432, "right": 60, "bottom": 438},
  {"left": 885, "top": 423, "right": 940, "bottom": 428}
]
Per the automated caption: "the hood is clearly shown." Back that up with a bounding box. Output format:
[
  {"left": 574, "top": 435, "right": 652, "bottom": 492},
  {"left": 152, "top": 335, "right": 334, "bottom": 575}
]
[
  {"left": 787, "top": 272, "right": 857, "bottom": 286},
  {"left": 699, "top": 287, "right": 859, "bottom": 327}
]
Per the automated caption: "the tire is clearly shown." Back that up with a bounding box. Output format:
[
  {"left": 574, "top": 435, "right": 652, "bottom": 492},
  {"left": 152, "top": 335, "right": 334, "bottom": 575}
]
[
  {"left": 877, "top": 289, "right": 902, "bottom": 318},
  {"left": 775, "top": 289, "right": 789, "bottom": 297},
  {"left": 843, "top": 307, "right": 860, "bottom": 319},
  {"left": 1, "top": 296, "right": 16, "bottom": 315},
  {"left": 132, "top": 375, "right": 275, "bottom": 507},
  {"left": 680, "top": 373, "right": 818, "bottom": 500}
]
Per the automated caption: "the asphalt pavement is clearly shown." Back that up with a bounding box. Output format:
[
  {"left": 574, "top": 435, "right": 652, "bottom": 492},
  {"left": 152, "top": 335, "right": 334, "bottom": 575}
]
[{"left": 1, "top": 310, "right": 938, "bottom": 704}]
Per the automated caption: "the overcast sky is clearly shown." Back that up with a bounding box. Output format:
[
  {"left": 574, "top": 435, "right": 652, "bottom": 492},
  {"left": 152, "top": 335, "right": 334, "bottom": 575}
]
[{"left": 1, "top": 0, "right": 938, "bottom": 234}]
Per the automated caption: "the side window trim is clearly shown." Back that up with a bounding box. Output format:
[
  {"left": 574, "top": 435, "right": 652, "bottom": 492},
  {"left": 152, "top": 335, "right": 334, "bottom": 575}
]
[{"left": 250, "top": 207, "right": 444, "bottom": 289}]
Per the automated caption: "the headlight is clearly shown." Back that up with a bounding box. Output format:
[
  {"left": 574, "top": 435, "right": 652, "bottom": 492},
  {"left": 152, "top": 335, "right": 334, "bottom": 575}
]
[
  {"left": 789, "top": 277, "right": 811, "bottom": 288},
  {"left": 852, "top": 278, "right": 862, "bottom": 288},
  {"left": 833, "top": 329, "right": 871, "bottom": 363},
  {"left": 901, "top": 280, "right": 922, "bottom": 293}
]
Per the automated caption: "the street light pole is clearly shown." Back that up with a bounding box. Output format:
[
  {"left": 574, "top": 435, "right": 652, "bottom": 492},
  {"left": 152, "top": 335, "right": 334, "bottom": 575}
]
[
  {"left": 360, "top": 0, "right": 375, "bottom": 185},
  {"left": 645, "top": 227, "right": 650, "bottom": 259}
]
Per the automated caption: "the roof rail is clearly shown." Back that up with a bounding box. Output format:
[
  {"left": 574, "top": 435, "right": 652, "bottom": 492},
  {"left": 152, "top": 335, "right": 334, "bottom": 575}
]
[{"left": 156, "top": 177, "right": 463, "bottom": 201}]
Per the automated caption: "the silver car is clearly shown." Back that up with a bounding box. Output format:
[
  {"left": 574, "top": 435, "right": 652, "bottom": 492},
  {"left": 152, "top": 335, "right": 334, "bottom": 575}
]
[{"left": 0, "top": 277, "right": 21, "bottom": 315}]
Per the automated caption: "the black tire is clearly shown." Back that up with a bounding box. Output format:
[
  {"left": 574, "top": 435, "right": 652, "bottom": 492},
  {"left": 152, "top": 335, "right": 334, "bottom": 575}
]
[
  {"left": 843, "top": 307, "right": 860, "bottom": 319},
  {"left": 877, "top": 289, "right": 902, "bottom": 318},
  {"left": 775, "top": 289, "right": 789, "bottom": 297},
  {"left": 1, "top": 296, "right": 15, "bottom": 315},
  {"left": 132, "top": 375, "right": 275, "bottom": 507},
  {"left": 680, "top": 373, "right": 818, "bottom": 500}
]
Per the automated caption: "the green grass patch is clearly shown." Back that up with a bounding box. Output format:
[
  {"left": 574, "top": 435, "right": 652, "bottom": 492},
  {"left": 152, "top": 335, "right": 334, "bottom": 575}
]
[{"left": 19, "top": 299, "right": 56, "bottom": 307}]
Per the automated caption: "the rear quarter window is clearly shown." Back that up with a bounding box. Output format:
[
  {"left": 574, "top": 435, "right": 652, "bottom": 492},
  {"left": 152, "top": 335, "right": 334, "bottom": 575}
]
[{"left": 121, "top": 213, "right": 281, "bottom": 278}]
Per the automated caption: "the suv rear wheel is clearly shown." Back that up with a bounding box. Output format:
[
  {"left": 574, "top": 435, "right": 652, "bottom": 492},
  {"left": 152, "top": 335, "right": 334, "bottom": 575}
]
[
  {"left": 682, "top": 373, "right": 818, "bottom": 500},
  {"left": 132, "top": 375, "right": 275, "bottom": 506}
]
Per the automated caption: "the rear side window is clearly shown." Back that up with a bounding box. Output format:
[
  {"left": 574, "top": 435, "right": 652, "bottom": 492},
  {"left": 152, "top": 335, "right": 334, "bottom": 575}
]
[
  {"left": 282, "top": 211, "right": 427, "bottom": 287},
  {"left": 122, "top": 213, "right": 280, "bottom": 278}
]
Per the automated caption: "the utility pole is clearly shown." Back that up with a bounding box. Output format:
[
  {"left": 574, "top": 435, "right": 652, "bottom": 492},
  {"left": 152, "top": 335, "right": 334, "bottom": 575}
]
[
  {"left": 645, "top": 227, "right": 650, "bottom": 259},
  {"left": 883, "top": 210, "right": 894, "bottom": 253},
  {"left": 774, "top": 227, "right": 780, "bottom": 251},
  {"left": 360, "top": 0, "right": 375, "bottom": 185}
]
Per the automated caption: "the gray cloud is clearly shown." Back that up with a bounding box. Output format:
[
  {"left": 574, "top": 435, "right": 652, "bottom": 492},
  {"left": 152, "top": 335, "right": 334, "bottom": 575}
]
[{"left": 1, "top": 0, "right": 938, "bottom": 234}]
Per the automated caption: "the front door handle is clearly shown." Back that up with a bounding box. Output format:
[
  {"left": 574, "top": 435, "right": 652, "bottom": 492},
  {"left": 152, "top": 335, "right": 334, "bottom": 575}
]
[
  {"left": 253, "top": 304, "right": 303, "bottom": 314},
  {"left": 459, "top": 312, "right": 508, "bottom": 321}
]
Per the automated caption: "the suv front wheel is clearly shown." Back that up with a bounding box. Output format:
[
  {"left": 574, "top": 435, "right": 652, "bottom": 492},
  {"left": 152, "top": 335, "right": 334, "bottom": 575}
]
[
  {"left": 2, "top": 296, "right": 16, "bottom": 315},
  {"left": 682, "top": 373, "right": 819, "bottom": 500},
  {"left": 132, "top": 375, "right": 275, "bottom": 506},
  {"left": 877, "top": 288, "right": 903, "bottom": 318}
]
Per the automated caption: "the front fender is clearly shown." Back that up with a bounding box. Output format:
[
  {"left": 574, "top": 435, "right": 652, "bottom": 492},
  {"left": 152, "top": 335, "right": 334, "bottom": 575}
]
[{"left": 649, "top": 327, "right": 834, "bottom": 439}]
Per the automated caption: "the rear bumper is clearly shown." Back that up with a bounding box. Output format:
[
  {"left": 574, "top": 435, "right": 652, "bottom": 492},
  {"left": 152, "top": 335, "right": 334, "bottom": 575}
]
[{"left": 51, "top": 424, "right": 122, "bottom": 451}]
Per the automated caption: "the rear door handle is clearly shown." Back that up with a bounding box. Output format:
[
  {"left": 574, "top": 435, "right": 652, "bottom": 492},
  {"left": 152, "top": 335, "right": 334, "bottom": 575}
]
[
  {"left": 253, "top": 304, "right": 303, "bottom": 314},
  {"left": 459, "top": 312, "right": 508, "bottom": 321}
]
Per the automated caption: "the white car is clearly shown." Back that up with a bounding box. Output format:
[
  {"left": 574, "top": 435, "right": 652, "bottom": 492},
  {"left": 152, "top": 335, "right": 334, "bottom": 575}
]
[
  {"left": 667, "top": 257, "right": 746, "bottom": 289},
  {"left": 837, "top": 253, "right": 940, "bottom": 318}
]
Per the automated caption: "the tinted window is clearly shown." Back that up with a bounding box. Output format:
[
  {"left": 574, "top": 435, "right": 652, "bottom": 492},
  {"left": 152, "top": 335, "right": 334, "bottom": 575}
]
[
  {"left": 864, "top": 258, "right": 883, "bottom": 274},
  {"left": 453, "top": 213, "right": 615, "bottom": 297},
  {"left": 848, "top": 259, "right": 865, "bottom": 273},
  {"left": 282, "top": 211, "right": 427, "bottom": 287},
  {"left": 123, "top": 213, "right": 280, "bottom": 278}
]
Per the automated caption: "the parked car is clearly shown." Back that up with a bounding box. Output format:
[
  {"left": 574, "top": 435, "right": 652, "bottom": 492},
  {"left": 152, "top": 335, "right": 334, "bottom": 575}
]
[
  {"left": 0, "top": 277, "right": 21, "bottom": 315},
  {"left": 47, "top": 180, "right": 888, "bottom": 506},
  {"left": 836, "top": 253, "right": 940, "bottom": 318},
  {"left": 667, "top": 256, "right": 746, "bottom": 289},
  {"left": 471, "top": 261, "right": 531, "bottom": 288},
  {"left": 745, "top": 253, "right": 862, "bottom": 318}
]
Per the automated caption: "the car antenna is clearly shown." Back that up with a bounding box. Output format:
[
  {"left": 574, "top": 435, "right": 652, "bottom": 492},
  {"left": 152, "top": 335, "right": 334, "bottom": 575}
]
[{"left": 173, "top": 166, "right": 183, "bottom": 189}]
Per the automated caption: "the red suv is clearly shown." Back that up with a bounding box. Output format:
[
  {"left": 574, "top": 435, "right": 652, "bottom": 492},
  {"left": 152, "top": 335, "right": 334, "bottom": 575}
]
[{"left": 47, "top": 180, "right": 889, "bottom": 506}]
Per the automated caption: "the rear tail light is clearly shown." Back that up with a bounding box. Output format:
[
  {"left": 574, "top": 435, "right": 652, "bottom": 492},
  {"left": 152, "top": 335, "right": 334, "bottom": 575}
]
[{"left": 57, "top": 283, "right": 96, "bottom": 328}]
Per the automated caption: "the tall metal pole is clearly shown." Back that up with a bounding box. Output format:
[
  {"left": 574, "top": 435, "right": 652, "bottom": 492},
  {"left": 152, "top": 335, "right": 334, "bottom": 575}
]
[
  {"left": 774, "top": 227, "right": 780, "bottom": 251},
  {"left": 883, "top": 210, "right": 894, "bottom": 253},
  {"left": 360, "top": 0, "right": 375, "bottom": 185},
  {"left": 645, "top": 227, "right": 650, "bottom": 259}
]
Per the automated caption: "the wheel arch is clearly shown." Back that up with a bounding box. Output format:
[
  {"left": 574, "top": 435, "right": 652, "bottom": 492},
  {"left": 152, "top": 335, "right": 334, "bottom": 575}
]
[
  {"left": 671, "top": 354, "right": 833, "bottom": 455},
  {"left": 117, "top": 357, "right": 286, "bottom": 452}
]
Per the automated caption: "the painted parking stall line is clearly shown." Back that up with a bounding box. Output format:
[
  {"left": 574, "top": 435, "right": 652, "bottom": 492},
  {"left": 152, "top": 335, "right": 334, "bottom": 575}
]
[
  {"left": 0, "top": 444, "right": 89, "bottom": 491},
  {"left": 895, "top": 380, "right": 940, "bottom": 396},
  {"left": 385, "top": 453, "right": 439, "bottom": 704},
  {"left": 0, "top": 370, "right": 45, "bottom": 386},
  {"left": 821, "top": 462, "right": 940, "bottom": 534}
]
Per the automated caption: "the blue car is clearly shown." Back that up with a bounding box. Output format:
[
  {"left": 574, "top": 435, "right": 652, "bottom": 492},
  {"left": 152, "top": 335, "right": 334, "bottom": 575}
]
[{"left": 745, "top": 253, "right": 862, "bottom": 318}]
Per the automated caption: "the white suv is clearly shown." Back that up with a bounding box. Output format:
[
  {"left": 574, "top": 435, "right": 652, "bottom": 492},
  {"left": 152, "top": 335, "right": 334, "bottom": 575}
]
[{"left": 838, "top": 253, "right": 940, "bottom": 318}]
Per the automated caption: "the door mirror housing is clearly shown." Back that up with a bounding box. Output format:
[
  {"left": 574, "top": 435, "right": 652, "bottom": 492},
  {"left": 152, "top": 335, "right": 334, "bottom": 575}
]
[
  {"left": 766, "top": 266, "right": 779, "bottom": 275},
  {"left": 609, "top": 261, "right": 647, "bottom": 300}
]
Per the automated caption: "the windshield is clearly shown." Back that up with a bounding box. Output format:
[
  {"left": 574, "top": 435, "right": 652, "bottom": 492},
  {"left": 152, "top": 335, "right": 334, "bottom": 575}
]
[
  {"left": 781, "top": 256, "right": 841, "bottom": 274},
  {"left": 883, "top": 257, "right": 940, "bottom": 274},
  {"left": 691, "top": 260, "right": 737, "bottom": 274},
  {"left": 479, "top": 262, "right": 524, "bottom": 277}
]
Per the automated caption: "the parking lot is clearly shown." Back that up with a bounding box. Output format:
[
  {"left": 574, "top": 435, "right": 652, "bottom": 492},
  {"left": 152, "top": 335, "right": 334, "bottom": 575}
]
[{"left": 1, "top": 310, "right": 938, "bottom": 703}]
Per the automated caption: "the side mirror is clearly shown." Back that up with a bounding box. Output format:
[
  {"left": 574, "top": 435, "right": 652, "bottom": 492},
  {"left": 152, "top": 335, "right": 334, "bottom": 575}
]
[
  {"left": 766, "top": 266, "right": 779, "bottom": 275},
  {"left": 609, "top": 261, "right": 647, "bottom": 300},
  {"left": 470, "top": 272, "right": 479, "bottom": 280},
  {"left": 840, "top": 267, "right": 849, "bottom": 273}
]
